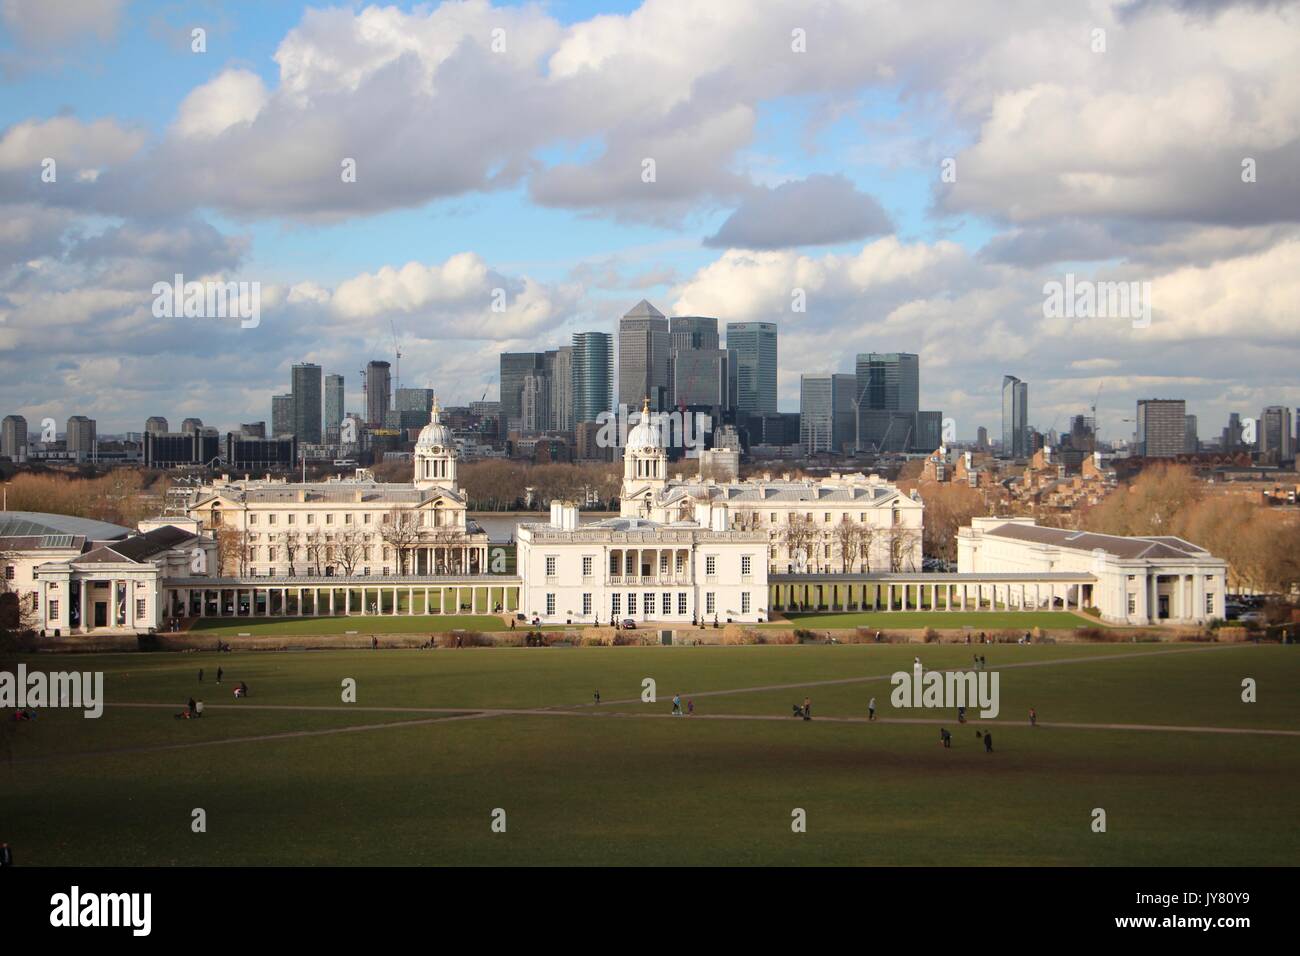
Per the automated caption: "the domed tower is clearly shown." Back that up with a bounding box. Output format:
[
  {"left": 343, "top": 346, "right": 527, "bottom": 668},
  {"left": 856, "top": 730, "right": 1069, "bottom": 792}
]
[
  {"left": 623, "top": 397, "right": 667, "bottom": 490},
  {"left": 413, "top": 397, "right": 457, "bottom": 491}
]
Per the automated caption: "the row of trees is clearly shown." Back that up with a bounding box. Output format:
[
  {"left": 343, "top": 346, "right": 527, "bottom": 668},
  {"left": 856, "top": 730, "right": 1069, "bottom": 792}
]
[
  {"left": 761, "top": 512, "right": 921, "bottom": 573},
  {"left": 457, "top": 461, "right": 623, "bottom": 511},
  {"left": 1082, "top": 464, "right": 1300, "bottom": 594},
  {"left": 1, "top": 470, "right": 170, "bottom": 528},
  {"left": 215, "top": 508, "right": 473, "bottom": 578}
]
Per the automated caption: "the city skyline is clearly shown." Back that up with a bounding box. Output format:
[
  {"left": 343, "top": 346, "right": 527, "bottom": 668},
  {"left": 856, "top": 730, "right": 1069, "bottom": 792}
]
[{"left": 1, "top": 1, "right": 1297, "bottom": 436}]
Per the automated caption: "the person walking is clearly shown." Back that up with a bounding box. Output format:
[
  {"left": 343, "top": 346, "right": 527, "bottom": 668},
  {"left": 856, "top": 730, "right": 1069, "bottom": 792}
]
[
  {"left": 803, "top": 696, "right": 812, "bottom": 719},
  {"left": 198, "top": 668, "right": 204, "bottom": 682},
  {"left": 983, "top": 730, "right": 994, "bottom": 753},
  {"left": 0, "top": 842, "right": 12, "bottom": 866},
  {"left": 216, "top": 666, "right": 223, "bottom": 684},
  {"left": 188, "top": 697, "right": 196, "bottom": 716},
  {"left": 940, "top": 727, "right": 952, "bottom": 748},
  {"left": 593, "top": 689, "right": 601, "bottom": 705},
  {"left": 1029, "top": 707, "right": 1037, "bottom": 727},
  {"left": 868, "top": 696, "right": 877, "bottom": 721},
  {"left": 672, "top": 694, "right": 682, "bottom": 716},
  {"left": 687, "top": 699, "right": 694, "bottom": 716}
]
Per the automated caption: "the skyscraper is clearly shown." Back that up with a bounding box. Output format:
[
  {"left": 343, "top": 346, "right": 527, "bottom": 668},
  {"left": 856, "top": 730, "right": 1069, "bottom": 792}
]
[
  {"left": 1260, "top": 405, "right": 1294, "bottom": 462},
  {"left": 725, "top": 322, "right": 778, "bottom": 415},
  {"left": 145, "top": 416, "right": 169, "bottom": 434},
  {"left": 365, "top": 360, "right": 392, "bottom": 428},
  {"left": 272, "top": 394, "right": 294, "bottom": 437},
  {"left": 291, "top": 362, "right": 322, "bottom": 444},
  {"left": 1184, "top": 414, "right": 1199, "bottom": 454},
  {"left": 670, "top": 315, "right": 720, "bottom": 352},
  {"left": 500, "top": 352, "right": 546, "bottom": 432},
  {"left": 1, "top": 414, "right": 28, "bottom": 461},
  {"left": 66, "top": 415, "right": 96, "bottom": 462},
  {"left": 571, "top": 331, "right": 614, "bottom": 424},
  {"left": 854, "top": 353, "right": 920, "bottom": 417},
  {"left": 619, "top": 300, "right": 671, "bottom": 411},
  {"left": 548, "top": 346, "right": 574, "bottom": 433},
  {"left": 1135, "top": 399, "right": 1185, "bottom": 458},
  {"left": 1001, "top": 375, "right": 1029, "bottom": 458},
  {"left": 799, "top": 374, "right": 856, "bottom": 454},
  {"left": 324, "top": 374, "right": 345, "bottom": 437}
]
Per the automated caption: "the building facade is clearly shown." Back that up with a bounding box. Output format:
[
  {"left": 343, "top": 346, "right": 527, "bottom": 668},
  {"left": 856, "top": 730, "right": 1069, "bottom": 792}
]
[
  {"left": 958, "top": 516, "right": 1226, "bottom": 624},
  {"left": 619, "top": 300, "right": 671, "bottom": 411},
  {"left": 726, "top": 321, "right": 778, "bottom": 415}
]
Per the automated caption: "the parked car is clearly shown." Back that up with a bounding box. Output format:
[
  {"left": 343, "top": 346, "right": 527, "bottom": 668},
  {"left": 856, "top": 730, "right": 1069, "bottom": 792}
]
[
  {"left": 1238, "top": 611, "right": 1266, "bottom": 626},
  {"left": 620, "top": 618, "right": 637, "bottom": 629}
]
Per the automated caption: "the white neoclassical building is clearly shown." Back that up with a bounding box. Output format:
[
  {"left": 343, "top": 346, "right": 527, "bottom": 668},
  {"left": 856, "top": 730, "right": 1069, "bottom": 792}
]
[
  {"left": 186, "top": 399, "right": 491, "bottom": 578},
  {"left": 618, "top": 402, "right": 924, "bottom": 573},
  {"left": 517, "top": 499, "right": 769, "bottom": 625},
  {"left": 958, "top": 517, "right": 1227, "bottom": 624},
  {"left": 23, "top": 517, "right": 216, "bottom": 636}
]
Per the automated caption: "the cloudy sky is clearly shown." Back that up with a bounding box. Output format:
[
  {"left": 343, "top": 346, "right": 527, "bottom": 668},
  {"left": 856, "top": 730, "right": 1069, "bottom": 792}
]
[{"left": 0, "top": 0, "right": 1297, "bottom": 440}]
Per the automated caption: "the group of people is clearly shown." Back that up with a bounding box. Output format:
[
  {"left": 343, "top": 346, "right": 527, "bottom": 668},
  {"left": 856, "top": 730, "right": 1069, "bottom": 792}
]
[
  {"left": 791, "top": 696, "right": 813, "bottom": 720},
  {"left": 671, "top": 694, "right": 694, "bottom": 716},
  {"left": 175, "top": 697, "right": 205, "bottom": 719}
]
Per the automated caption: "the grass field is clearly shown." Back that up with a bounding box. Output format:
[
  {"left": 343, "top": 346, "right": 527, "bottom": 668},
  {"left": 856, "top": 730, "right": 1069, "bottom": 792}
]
[{"left": 2, "top": 641, "right": 1297, "bottom": 865}]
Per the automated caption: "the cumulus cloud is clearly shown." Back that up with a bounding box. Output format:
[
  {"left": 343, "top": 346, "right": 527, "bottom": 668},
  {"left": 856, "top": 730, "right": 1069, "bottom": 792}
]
[{"left": 1, "top": 0, "right": 124, "bottom": 48}]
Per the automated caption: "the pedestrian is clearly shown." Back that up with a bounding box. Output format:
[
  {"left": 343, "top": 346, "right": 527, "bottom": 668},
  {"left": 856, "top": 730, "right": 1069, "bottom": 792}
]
[
  {"left": 868, "top": 696, "right": 876, "bottom": 720},
  {"left": 0, "top": 842, "right": 12, "bottom": 866},
  {"left": 687, "top": 699, "right": 694, "bottom": 716},
  {"left": 803, "top": 696, "right": 812, "bottom": 718},
  {"left": 1029, "top": 707, "right": 1037, "bottom": 727},
  {"left": 198, "top": 668, "right": 204, "bottom": 682},
  {"left": 672, "top": 694, "right": 682, "bottom": 716},
  {"left": 874, "top": 630, "right": 882, "bottom": 642},
  {"left": 940, "top": 727, "right": 952, "bottom": 748},
  {"left": 1023, "top": 630, "right": 1031, "bottom": 644},
  {"left": 372, "top": 635, "right": 378, "bottom": 649},
  {"left": 593, "top": 689, "right": 601, "bottom": 705},
  {"left": 188, "top": 697, "right": 196, "bottom": 716},
  {"left": 984, "top": 730, "right": 994, "bottom": 753},
  {"left": 194, "top": 700, "right": 204, "bottom": 717},
  {"left": 957, "top": 705, "right": 966, "bottom": 723},
  {"left": 216, "top": 666, "right": 223, "bottom": 684}
]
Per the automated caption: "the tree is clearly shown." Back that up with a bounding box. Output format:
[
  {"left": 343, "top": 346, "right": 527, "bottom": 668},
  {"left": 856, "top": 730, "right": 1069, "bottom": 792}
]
[
  {"left": 0, "top": 551, "right": 37, "bottom": 634},
  {"left": 887, "top": 525, "right": 920, "bottom": 572},
  {"left": 833, "top": 518, "right": 864, "bottom": 572},
  {"left": 332, "top": 529, "right": 365, "bottom": 577},
  {"left": 305, "top": 528, "right": 326, "bottom": 576},
  {"left": 278, "top": 529, "right": 302, "bottom": 576},
  {"left": 916, "top": 481, "right": 986, "bottom": 563},
  {"left": 215, "top": 526, "right": 245, "bottom": 577},
  {"left": 781, "top": 513, "right": 817, "bottom": 571},
  {"left": 379, "top": 507, "right": 421, "bottom": 574}
]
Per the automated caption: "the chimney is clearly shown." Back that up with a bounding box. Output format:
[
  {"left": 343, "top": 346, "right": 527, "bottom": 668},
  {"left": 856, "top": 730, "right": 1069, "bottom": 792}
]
[
  {"left": 550, "top": 500, "right": 563, "bottom": 527},
  {"left": 710, "top": 503, "right": 729, "bottom": 532},
  {"left": 694, "top": 501, "right": 712, "bottom": 527}
]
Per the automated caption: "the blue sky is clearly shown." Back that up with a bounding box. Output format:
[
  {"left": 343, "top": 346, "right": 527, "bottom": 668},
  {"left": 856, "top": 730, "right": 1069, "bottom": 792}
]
[{"left": 0, "top": 0, "right": 1296, "bottom": 435}]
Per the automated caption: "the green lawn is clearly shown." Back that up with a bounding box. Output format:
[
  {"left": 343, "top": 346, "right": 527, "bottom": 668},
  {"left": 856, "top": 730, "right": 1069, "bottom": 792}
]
[
  {"left": 188, "top": 614, "right": 509, "bottom": 635},
  {"left": 2, "top": 643, "right": 1296, "bottom": 865},
  {"left": 766, "top": 610, "right": 1097, "bottom": 630}
]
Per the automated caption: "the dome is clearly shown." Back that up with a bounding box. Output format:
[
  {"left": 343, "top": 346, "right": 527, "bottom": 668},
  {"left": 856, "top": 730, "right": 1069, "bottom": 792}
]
[
  {"left": 626, "top": 399, "right": 663, "bottom": 451},
  {"left": 415, "top": 398, "right": 452, "bottom": 450}
]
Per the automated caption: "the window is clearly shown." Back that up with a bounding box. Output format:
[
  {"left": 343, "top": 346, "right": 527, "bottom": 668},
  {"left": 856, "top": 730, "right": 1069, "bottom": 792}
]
[
  {"left": 661, "top": 593, "right": 672, "bottom": 615},
  {"left": 545, "top": 555, "right": 557, "bottom": 577},
  {"left": 249, "top": 514, "right": 258, "bottom": 525},
  {"left": 1205, "top": 593, "right": 1214, "bottom": 614},
  {"left": 307, "top": 514, "right": 316, "bottom": 524},
  {"left": 48, "top": 600, "right": 59, "bottom": 620},
  {"left": 288, "top": 514, "right": 296, "bottom": 525},
  {"left": 628, "top": 593, "right": 637, "bottom": 614},
  {"left": 742, "top": 592, "right": 751, "bottom": 614},
  {"left": 345, "top": 514, "right": 353, "bottom": 525},
  {"left": 705, "top": 555, "right": 717, "bottom": 576},
  {"left": 365, "top": 514, "right": 373, "bottom": 524},
  {"left": 659, "top": 553, "right": 669, "bottom": 574},
  {"left": 678, "top": 592, "right": 687, "bottom": 615},
  {"left": 268, "top": 514, "right": 277, "bottom": 525},
  {"left": 705, "top": 592, "right": 715, "bottom": 615},
  {"left": 326, "top": 514, "right": 335, "bottom": 525},
  {"left": 546, "top": 593, "right": 556, "bottom": 615},
  {"left": 582, "top": 593, "right": 592, "bottom": 615},
  {"left": 4, "top": 565, "right": 13, "bottom": 580},
  {"left": 611, "top": 593, "right": 621, "bottom": 616},
  {"left": 582, "top": 556, "right": 593, "bottom": 577},
  {"left": 643, "top": 593, "right": 654, "bottom": 615},
  {"left": 136, "top": 599, "right": 147, "bottom": 618},
  {"left": 741, "top": 555, "right": 752, "bottom": 576},
  {"left": 1127, "top": 594, "right": 1136, "bottom": 614}
]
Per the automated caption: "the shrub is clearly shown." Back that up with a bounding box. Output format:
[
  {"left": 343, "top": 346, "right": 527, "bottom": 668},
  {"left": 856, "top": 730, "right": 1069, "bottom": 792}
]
[
  {"left": 922, "top": 627, "right": 939, "bottom": 643},
  {"left": 722, "top": 623, "right": 758, "bottom": 645}
]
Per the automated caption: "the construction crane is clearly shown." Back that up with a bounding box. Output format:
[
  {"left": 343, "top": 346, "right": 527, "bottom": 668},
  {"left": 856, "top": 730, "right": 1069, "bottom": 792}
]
[{"left": 389, "top": 319, "right": 402, "bottom": 395}]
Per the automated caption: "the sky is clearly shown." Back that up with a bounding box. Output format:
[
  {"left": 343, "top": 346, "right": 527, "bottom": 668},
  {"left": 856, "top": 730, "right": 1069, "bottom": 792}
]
[{"left": 0, "top": 0, "right": 1297, "bottom": 440}]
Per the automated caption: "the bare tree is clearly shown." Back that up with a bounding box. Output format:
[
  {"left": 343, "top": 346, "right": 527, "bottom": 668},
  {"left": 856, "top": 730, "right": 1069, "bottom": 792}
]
[
  {"left": 856, "top": 522, "right": 878, "bottom": 572},
  {"left": 781, "top": 513, "right": 817, "bottom": 572},
  {"left": 332, "top": 529, "right": 365, "bottom": 577},
  {"left": 833, "top": 518, "right": 863, "bottom": 573},
  {"left": 215, "top": 526, "right": 245, "bottom": 577},
  {"left": 305, "top": 528, "right": 325, "bottom": 576},
  {"left": 0, "top": 551, "right": 37, "bottom": 634},
  {"left": 278, "top": 529, "right": 302, "bottom": 576},
  {"left": 379, "top": 507, "right": 421, "bottom": 574}
]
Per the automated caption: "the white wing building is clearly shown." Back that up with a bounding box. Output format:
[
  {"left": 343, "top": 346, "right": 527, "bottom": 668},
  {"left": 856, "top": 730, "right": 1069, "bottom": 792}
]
[{"left": 516, "top": 500, "right": 769, "bottom": 625}]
